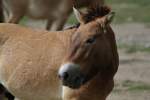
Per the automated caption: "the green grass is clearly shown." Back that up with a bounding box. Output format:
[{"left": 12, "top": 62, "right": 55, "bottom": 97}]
[
  {"left": 19, "top": 16, "right": 28, "bottom": 25},
  {"left": 106, "top": 0, "right": 150, "bottom": 23},
  {"left": 107, "top": 0, "right": 150, "bottom": 5},
  {"left": 123, "top": 80, "right": 150, "bottom": 91},
  {"left": 128, "top": 84, "right": 150, "bottom": 91},
  {"left": 113, "top": 80, "right": 150, "bottom": 93},
  {"left": 117, "top": 43, "right": 150, "bottom": 53},
  {"left": 67, "top": 14, "right": 78, "bottom": 25}
]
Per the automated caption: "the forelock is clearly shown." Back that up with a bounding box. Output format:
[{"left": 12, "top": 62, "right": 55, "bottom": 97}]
[{"left": 82, "top": 5, "right": 111, "bottom": 23}]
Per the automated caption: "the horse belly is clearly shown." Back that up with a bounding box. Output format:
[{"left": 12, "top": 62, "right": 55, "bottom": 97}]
[
  {"left": 3, "top": 0, "right": 28, "bottom": 15},
  {"left": 27, "top": 0, "right": 61, "bottom": 19}
]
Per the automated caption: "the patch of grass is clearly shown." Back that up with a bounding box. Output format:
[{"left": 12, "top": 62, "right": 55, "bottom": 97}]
[
  {"left": 117, "top": 43, "right": 150, "bottom": 53},
  {"left": 107, "top": 0, "right": 150, "bottom": 6},
  {"left": 127, "top": 45, "right": 150, "bottom": 53},
  {"left": 128, "top": 84, "right": 150, "bottom": 91},
  {"left": 20, "top": 17, "right": 28, "bottom": 25},
  {"left": 67, "top": 14, "right": 78, "bottom": 25},
  {"left": 106, "top": 0, "right": 150, "bottom": 23},
  {"left": 123, "top": 80, "right": 150, "bottom": 91},
  {"left": 113, "top": 80, "right": 150, "bottom": 93}
]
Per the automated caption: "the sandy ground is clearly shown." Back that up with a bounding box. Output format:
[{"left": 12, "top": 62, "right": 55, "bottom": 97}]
[
  {"left": 109, "top": 23, "right": 150, "bottom": 100},
  {"left": 108, "top": 50, "right": 150, "bottom": 100},
  {"left": 24, "top": 20, "right": 150, "bottom": 100}
]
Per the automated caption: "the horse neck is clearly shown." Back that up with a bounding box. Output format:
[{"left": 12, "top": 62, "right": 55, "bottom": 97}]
[
  {"left": 54, "top": 28, "right": 77, "bottom": 50},
  {"left": 105, "top": 25, "right": 119, "bottom": 75},
  {"left": 64, "top": 72, "right": 114, "bottom": 100},
  {"left": 82, "top": 72, "right": 114, "bottom": 99},
  {"left": 43, "top": 28, "right": 77, "bottom": 67}
]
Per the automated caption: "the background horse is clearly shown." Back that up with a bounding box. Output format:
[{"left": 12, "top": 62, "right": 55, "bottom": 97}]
[
  {"left": 0, "top": 0, "right": 104, "bottom": 30},
  {"left": 0, "top": 5, "right": 118, "bottom": 100}
]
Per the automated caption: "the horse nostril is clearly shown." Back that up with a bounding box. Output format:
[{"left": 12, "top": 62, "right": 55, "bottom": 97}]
[{"left": 61, "top": 72, "right": 69, "bottom": 80}]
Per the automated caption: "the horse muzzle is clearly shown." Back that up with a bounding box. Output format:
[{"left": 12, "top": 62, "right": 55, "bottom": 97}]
[{"left": 58, "top": 63, "right": 86, "bottom": 89}]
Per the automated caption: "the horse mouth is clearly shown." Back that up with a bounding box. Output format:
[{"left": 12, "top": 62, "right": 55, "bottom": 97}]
[
  {"left": 62, "top": 76, "right": 86, "bottom": 89},
  {"left": 63, "top": 82, "right": 81, "bottom": 89}
]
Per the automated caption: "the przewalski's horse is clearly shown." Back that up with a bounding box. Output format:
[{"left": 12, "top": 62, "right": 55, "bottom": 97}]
[
  {"left": 59, "top": 6, "right": 119, "bottom": 100},
  {"left": 1, "top": 0, "right": 104, "bottom": 30},
  {"left": 0, "top": 5, "right": 118, "bottom": 100}
]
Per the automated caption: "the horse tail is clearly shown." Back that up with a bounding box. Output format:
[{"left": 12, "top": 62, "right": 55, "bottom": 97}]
[{"left": 0, "top": 0, "right": 4, "bottom": 22}]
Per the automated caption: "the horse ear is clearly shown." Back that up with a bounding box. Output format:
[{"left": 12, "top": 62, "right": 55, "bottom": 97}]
[
  {"left": 97, "top": 12, "right": 115, "bottom": 33},
  {"left": 106, "top": 12, "right": 115, "bottom": 24},
  {"left": 104, "top": 12, "right": 115, "bottom": 25},
  {"left": 73, "top": 7, "right": 85, "bottom": 24}
]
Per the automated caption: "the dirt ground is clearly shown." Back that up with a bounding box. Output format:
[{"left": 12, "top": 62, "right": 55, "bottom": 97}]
[
  {"left": 109, "top": 23, "right": 150, "bottom": 100},
  {"left": 24, "top": 21, "right": 150, "bottom": 100}
]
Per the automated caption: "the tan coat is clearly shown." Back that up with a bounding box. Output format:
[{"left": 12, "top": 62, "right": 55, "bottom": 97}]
[
  {"left": 0, "top": 23, "right": 76, "bottom": 100},
  {"left": 0, "top": 6, "right": 119, "bottom": 100}
]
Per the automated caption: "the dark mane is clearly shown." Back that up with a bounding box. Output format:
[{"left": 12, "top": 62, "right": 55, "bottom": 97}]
[
  {"left": 65, "top": 6, "right": 111, "bottom": 30},
  {"left": 83, "top": 6, "right": 111, "bottom": 23}
]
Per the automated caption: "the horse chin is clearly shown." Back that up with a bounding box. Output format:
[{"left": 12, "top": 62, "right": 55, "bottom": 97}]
[
  {"left": 66, "top": 76, "right": 92, "bottom": 89},
  {"left": 80, "top": 71, "right": 100, "bottom": 85},
  {"left": 63, "top": 82, "right": 81, "bottom": 89},
  {"left": 62, "top": 76, "right": 86, "bottom": 89},
  {"left": 66, "top": 84, "right": 81, "bottom": 89}
]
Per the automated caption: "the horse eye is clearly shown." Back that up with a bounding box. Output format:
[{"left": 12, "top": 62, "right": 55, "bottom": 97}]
[{"left": 85, "top": 37, "right": 95, "bottom": 44}]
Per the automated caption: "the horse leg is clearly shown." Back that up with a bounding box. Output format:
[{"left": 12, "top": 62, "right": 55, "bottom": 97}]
[
  {"left": 46, "top": 17, "right": 56, "bottom": 30},
  {"left": 50, "top": 3, "right": 72, "bottom": 31},
  {"left": 14, "top": 98, "right": 20, "bottom": 100},
  {"left": 14, "top": 98, "right": 26, "bottom": 100},
  {"left": 50, "top": 10, "right": 71, "bottom": 31},
  {"left": 8, "top": 13, "right": 24, "bottom": 24}
]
